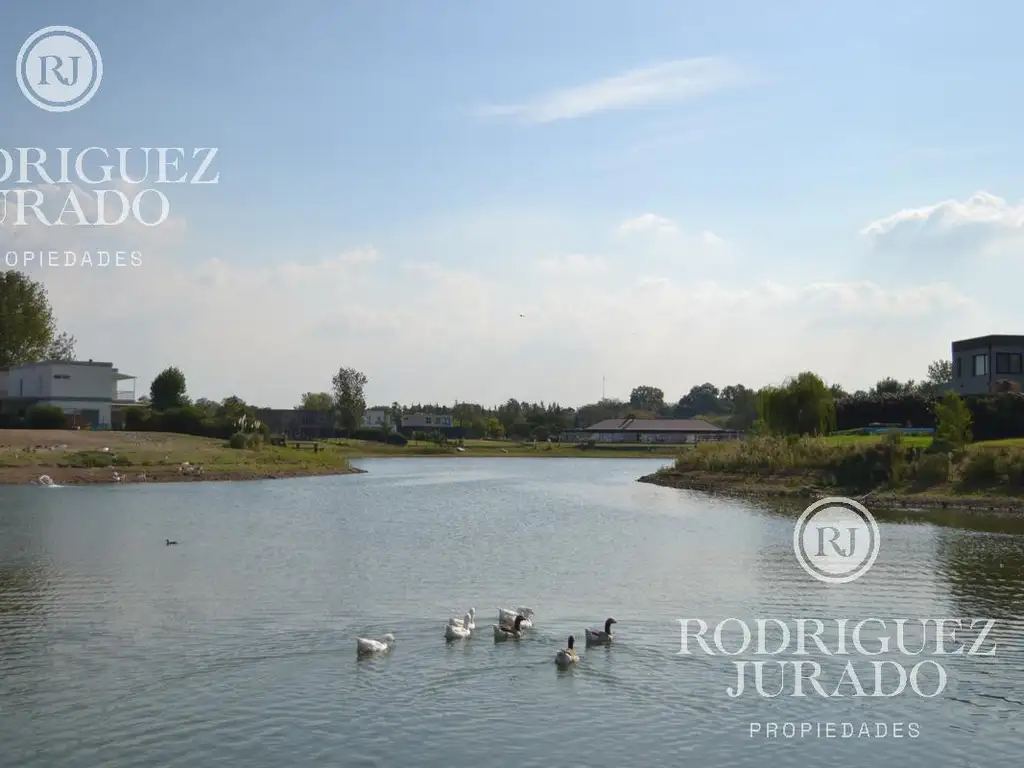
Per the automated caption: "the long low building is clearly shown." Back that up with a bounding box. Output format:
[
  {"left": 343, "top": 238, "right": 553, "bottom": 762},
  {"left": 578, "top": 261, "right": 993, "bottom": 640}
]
[{"left": 562, "top": 417, "right": 742, "bottom": 444}]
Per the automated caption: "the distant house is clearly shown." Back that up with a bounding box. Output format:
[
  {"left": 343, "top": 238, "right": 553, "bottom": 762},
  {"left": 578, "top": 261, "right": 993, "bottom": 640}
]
[
  {"left": 400, "top": 411, "right": 455, "bottom": 435},
  {"left": 361, "top": 408, "right": 393, "bottom": 429},
  {"left": 0, "top": 359, "right": 136, "bottom": 429},
  {"left": 563, "top": 417, "right": 740, "bottom": 444},
  {"left": 952, "top": 334, "right": 1024, "bottom": 395},
  {"left": 257, "top": 408, "right": 334, "bottom": 439}
]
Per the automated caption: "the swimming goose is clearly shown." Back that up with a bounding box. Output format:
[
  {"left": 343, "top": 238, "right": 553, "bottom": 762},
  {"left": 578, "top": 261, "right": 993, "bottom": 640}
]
[
  {"left": 356, "top": 633, "right": 396, "bottom": 655},
  {"left": 447, "top": 607, "right": 475, "bottom": 630},
  {"left": 445, "top": 612, "right": 473, "bottom": 640},
  {"left": 555, "top": 635, "right": 580, "bottom": 666},
  {"left": 585, "top": 618, "right": 617, "bottom": 645},
  {"left": 165, "top": 539, "right": 178, "bottom": 545},
  {"left": 493, "top": 614, "right": 526, "bottom": 640},
  {"left": 497, "top": 606, "right": 534, "bottom": 628}
]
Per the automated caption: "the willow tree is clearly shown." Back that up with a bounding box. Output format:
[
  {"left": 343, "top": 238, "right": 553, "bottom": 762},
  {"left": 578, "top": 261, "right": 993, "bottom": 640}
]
[
  {"left": 0, "top": 271, "right": 77, "bottom": 366},
  {"left": 757, "top": 372, "right": 836, "bottom": 436}
]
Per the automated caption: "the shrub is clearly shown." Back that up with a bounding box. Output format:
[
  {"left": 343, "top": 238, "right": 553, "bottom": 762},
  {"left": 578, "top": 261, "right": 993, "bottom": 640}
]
[
  {"left": 908, "top": 453, "right": 950, "bottom": 489},
  {"left": 228, "top": 432, "right": 263, "bottom": 449},
  {"left": 385, "top": 432, "right": 408, "bottom": 446},
  {"left": 26, "top": 404, "right": 67, "bottom": 429},
  {"left": 935, "top": 392, "right": 972, "bottom": 447},
  {"left": 351, "top": 427, "right": 388, "bottom": 443},
  {"left": 959, "top": 448, "right": 1000, "bottom": 487},
  {"left": 0, "top": 413, "right": 23, "bottom": 429}
]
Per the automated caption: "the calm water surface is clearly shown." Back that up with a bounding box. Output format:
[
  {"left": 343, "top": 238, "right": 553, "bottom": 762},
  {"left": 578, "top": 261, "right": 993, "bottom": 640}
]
[{"left": 1, "top": 458, "right": 1022, "bottom": 767}]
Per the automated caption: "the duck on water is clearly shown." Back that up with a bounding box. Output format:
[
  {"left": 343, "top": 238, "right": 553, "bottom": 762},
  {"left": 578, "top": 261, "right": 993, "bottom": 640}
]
[
  {"left": 555, "top": 635, "right": 580, "bottom": 667},
  {"left": 585, "top": 618, "right": 617, "bottom": 645},
  {"left": 493, "top": 614, "right": 527, "bottom": 640}
]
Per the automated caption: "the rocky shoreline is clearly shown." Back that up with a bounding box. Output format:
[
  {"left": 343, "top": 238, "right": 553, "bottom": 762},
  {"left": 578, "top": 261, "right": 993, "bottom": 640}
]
[{"left": 638, "top": 469, "right": 1024, "bottom": 513}]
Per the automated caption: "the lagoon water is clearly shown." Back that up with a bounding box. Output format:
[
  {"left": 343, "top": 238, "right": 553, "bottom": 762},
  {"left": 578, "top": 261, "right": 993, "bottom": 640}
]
[{"left": 1, "top": 457, "right": 1022, "bottom": 767}]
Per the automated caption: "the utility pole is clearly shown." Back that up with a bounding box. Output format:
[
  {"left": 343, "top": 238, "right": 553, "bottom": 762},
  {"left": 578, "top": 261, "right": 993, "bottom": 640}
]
[{"left": 602, "top": 375, "right": 605, "bottom": 400}]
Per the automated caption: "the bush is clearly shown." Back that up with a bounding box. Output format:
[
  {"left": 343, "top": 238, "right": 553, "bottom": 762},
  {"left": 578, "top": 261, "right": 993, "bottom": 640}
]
[
  {"left": 0, "top": 413, "right": 24, "bottom": 428},
  {"left": 908, "top": 453, "right": 950, "bottom": 489},
  {"left": 228, "top": 432, "right": 263, "bottom": 450},
  {"left": 385, "top": 432, "right": 407, "bottom": 446},
  {"left": 26, "top": 404, "right": 67, "bottom": 429},
  {"left": 960, "top": 448, "right": 1000, "bottom": 487},
  {"left": 350, "top": 427, "right": 388, "bottom": 443}
]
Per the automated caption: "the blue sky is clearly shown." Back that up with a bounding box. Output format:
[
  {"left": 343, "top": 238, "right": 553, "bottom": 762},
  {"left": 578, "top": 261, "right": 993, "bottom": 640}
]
[{"left": 3, "top": 1, "right": 1023, "bottom": 407}]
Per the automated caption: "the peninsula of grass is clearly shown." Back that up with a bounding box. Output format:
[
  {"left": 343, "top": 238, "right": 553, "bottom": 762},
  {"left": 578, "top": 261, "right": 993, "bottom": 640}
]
[
  {"left": 0, "top": 430, "right": 362, "bottom": 485},
  {"left": 0, "top": 430, "right": 681, "bottom": 485},
  {"left": 638, "top": 433, "right": 1024, "bottom": 511}
]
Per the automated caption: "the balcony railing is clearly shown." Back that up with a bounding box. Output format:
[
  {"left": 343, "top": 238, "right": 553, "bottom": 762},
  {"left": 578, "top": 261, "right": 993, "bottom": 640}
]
[{"left": 114, "top": 390, "right": 137, "bottom": 402}]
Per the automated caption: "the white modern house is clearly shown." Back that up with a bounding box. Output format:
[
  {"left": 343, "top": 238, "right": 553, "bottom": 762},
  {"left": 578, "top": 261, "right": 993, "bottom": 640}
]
[
  {"left": 400, "top": 412, "right": 454, "bottom": 430},
  {"left": 361, "top": 408, "right": 393, "bottom": 429},
  {"left": 0, "top": 360, "right": 136, "bottom": 428}
]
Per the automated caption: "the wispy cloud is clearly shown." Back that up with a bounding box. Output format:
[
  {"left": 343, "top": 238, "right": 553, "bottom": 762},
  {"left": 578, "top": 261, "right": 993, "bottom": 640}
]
[
  {"left": 477, "top": 57, "right": 753, "bottom": 124},
  {"left": 617, "top": 213, "right": 679, "bottom": 235}
]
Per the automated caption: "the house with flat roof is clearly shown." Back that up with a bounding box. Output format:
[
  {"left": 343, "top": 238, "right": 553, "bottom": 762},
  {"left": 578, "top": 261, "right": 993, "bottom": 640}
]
[
  {"left": 563, "top": 417, "right": 740, "bottom": 444},
  {"left": 0, "top": 360, "right": 136, "bottom": 428},
  {"left": 951, "top": 334, "right": 1024, "bottom": 395},
  {"left": 399, "top": 411, "right": 456, "bottom": 436}
]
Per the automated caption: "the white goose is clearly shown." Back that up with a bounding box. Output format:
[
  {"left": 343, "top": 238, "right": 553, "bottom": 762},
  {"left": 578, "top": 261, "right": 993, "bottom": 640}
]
[
  {"left": 497, "top": 606, "right": 534, "bottom": 629},
  {"left": 555, "top": 635, "right": 580, "bottom": 666},
  {"left": 493, "top": 614, "right": 527, "bottom": 640},
  {"left": 445, "top": 612, "right": 473, "bottom": 640},
  {"left": 447, "top": 607, "right": 476, "bottom": 630},
  {"left": 356, "top": 633, "right": 396, "bottom": 655},
  {"left": 585, "top": 618, "right": 617, "bottom": 645}
]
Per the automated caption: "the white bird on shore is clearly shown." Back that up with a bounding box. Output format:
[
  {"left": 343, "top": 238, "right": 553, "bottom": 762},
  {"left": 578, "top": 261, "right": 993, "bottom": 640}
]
[
  {"left": 498, "top": 606, "right": 534, "bottom": 628},
  {"left": 555, "top": 635, "right": 580, "bottom": 666},
  {"left": 445, "top": 612, "right": 473, "bottom": 640},
  {"left": 357, "top": 633, "right": 396, "bottom": 655}
]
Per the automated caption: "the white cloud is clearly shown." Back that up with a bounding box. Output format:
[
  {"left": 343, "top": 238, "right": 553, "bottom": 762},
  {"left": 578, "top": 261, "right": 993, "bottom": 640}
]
[
  {"left": 860, "top": 191, "right": 1024, "bottom": 255},
  {"left": 477, "top": 57, "right": 752, "bottom": 124},
  {"left": 617, "top": 213, "right": 679, "bottom": 235},
  {"left": 29, "top": 248, "right": 977, "bottom": 408},
  {"left": 7, "top": 201, "right": 995, "bottom": 409},
  {"left": 534, "top": 253, "right": 608, "bottom": 276}
]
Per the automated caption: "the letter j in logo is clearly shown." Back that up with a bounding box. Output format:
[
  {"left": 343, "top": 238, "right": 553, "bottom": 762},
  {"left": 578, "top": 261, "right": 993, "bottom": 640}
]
[
  {"left": 793, "top": 497, "right": 880, "bottom": 584},
  {"left": 16, "top": 26, "right": 103, "bottom": 112}
]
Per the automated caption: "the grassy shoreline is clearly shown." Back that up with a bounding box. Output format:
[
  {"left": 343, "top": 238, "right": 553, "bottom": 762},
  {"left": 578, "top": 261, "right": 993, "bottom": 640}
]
[
  {"left": 0, "top": 430, "right": 678, "bottom": 486},
  {"left": 638, "top": 434, "right": 1024, "bottom": 512}
]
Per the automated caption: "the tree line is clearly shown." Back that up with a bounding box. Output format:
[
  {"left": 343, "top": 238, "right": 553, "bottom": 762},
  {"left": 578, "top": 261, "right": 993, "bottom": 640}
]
[{"left": 3, "top": 268, "right": 1013, "bottom": 443}]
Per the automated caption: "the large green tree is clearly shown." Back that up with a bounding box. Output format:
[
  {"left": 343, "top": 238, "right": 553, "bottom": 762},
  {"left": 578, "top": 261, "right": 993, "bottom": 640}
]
[
  {"left": 0, "top": 271, "right": 77, "bottom": 366},
  {"left": 150, "top": 366, "right": 188, "bottom": 411},
  {"left": 629, "top": 385, "right": 665, "bottom": 411},
  {"left": 757, "top": 371, "right": 836, "bottom": 436},
  {"left": 331, "top": 366, "right": 368, "bottom": 434},
  {"left": 297, "top": 392, "right": 333, "bottom": 410}
]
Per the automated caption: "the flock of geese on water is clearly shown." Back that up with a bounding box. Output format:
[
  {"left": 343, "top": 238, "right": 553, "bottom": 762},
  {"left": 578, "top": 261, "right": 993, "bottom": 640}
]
[{"left": 356, "top": 607, "right": 618, "bottom": 668}]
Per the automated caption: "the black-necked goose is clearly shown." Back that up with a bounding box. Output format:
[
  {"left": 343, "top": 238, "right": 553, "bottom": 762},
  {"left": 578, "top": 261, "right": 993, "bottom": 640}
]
[
  {"left": 555, "top": 635, "right": 580, "bottom": 666},
  {"left": 585, "top": 618, "right": 617, "bottom": 645},
  {"left": 493, "top": 614, "right": 526, "bottom": 640}
]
